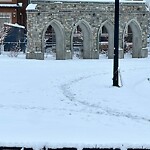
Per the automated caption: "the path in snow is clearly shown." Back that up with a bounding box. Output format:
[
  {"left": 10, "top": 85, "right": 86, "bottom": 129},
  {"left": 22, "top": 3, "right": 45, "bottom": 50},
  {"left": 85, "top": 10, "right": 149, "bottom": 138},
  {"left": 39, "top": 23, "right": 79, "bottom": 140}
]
[{"left": 60, "top": 72, "right": 150, "bottom": 123}]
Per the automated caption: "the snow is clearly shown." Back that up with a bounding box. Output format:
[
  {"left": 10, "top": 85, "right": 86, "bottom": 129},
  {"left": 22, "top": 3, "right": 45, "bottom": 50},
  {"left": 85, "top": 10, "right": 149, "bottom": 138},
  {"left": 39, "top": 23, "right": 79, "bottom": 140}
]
[
  {"left": 18, "top": 3, "right": 23, "bottom": 7},
  {"left": 0, "top": 53, "right": 150, "bottom": 148},
  {"left": 26, "top": 4, "right": 37, "bottom": 10},
  {"left": 0, "top": 4, "right": 19, "bottom": 7},
  {"left": 4, "top": 23, "right": 25, "bottom": 29}
]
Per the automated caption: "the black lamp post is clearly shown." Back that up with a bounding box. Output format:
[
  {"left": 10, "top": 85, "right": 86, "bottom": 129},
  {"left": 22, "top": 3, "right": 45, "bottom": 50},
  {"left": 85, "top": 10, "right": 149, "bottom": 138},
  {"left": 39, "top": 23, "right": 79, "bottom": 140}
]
[{"left": 113, "top": 0, "right": 119, "bottom": 87}]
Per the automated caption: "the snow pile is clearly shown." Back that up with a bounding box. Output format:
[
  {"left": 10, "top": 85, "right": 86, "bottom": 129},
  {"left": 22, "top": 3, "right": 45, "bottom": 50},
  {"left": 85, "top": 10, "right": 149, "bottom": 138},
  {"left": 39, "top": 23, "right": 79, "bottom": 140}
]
[
  {"left": 0, "top": 4, "right": 19, "bottom": 7},
  {"left": 0, "top": 54, "right": 150, "bottom": 147},
  {"left": 26, "top": 4, "right": 37, "bottom": 10},
  {"left": 4, "top": 23, "right": 25, "bottom": 29}
]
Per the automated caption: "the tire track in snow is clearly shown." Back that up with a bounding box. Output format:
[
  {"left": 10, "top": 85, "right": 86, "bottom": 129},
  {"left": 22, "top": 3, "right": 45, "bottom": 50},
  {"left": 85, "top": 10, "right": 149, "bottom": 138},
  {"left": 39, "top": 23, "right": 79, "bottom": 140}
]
[
  {"left": 0, "top": 103, "right": 86, "bottom": 114},
  {"left": 60, "top": 73, "right": 150, "bottom": 123},
  {"left": 0, "top": 104, "right": 49, "bottom": 111}
]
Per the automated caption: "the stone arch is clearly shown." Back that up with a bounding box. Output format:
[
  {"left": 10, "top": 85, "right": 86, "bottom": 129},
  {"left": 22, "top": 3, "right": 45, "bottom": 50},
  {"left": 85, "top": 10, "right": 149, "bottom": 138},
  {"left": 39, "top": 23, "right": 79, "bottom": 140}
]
[
  {"left": 123, "top": 19, "right": 142, "bottom": 58},
  {"left": 97, "top": 20, "right": 114, "bottom": 59},
  {"left": 71, "top": 19, "right": 92, "bottom": 59},
  {"left": 42, "top": 19, "right": 65, "bottom": 60}
]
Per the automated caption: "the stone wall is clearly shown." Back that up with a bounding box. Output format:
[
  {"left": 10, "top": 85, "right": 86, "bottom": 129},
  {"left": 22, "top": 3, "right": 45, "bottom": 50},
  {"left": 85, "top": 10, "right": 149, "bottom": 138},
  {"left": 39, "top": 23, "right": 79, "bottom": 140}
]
[{"left": 26, "top": 1, "right": 149, "bottom": 60}]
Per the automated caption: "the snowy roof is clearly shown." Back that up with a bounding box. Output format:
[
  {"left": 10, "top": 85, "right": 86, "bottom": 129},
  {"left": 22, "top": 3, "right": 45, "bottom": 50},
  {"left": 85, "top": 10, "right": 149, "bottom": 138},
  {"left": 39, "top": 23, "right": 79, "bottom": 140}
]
[
  {"left": 18, "top": 3, "right": 23, "bottom": 7},
  {"left": 4, "top": 23, "right": 25, "bottom": 29},
  {"left": 30, "top": 0, "right": 146, "bottom": 3},
  {"left": 26, "top": 4, "right": 37, "bottom": 10},
  {"left": 0, "top": 4, "right": 20, "bottom": 7}
]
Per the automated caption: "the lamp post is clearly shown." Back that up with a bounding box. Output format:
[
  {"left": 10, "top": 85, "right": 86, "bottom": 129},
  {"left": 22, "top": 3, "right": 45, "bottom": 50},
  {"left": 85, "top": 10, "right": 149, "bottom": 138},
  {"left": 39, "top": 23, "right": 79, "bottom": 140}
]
[{"left": 113, "top": 0, "right": 119, "bottom": 87}]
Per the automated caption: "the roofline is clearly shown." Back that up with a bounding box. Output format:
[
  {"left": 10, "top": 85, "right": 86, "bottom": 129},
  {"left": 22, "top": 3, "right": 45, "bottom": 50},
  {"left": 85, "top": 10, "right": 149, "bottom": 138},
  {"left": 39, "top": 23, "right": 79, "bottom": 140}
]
[
  {"left": 30, "top": 0, "right": 146, "bottom": 4},
  {"left": 0, "top": 4, "right": 21, "bottom": 8}
]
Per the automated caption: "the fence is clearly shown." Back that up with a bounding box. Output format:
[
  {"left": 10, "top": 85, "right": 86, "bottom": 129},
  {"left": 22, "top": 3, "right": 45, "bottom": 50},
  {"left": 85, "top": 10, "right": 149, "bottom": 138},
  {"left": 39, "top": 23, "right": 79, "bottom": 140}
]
[{"left": 0, "top": 146, "right": 150, "bottom": 150}]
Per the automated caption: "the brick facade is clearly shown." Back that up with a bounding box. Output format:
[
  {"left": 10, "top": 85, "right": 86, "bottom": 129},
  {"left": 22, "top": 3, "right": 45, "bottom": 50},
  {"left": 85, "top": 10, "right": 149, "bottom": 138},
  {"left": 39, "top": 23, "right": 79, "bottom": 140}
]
[{"left": 0, "top": 0, "right": 29, "bottom": 29}]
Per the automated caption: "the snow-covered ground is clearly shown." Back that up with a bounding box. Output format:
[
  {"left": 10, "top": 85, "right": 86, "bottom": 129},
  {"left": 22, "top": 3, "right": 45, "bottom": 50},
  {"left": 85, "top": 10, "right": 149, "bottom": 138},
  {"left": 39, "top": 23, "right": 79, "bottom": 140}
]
[{"left": 0, "top": 53, "right": 150, "bottom": 148}]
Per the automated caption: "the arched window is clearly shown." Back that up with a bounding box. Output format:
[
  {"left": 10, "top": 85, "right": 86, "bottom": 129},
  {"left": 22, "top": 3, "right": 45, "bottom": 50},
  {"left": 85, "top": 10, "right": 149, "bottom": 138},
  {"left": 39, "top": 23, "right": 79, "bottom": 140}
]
[
  {"left": 42, "top": 20, "right": 65, "bottom": 60},
  {"left": 123, "top": 20, "right": 142, "bottom": 58},
  {"left": 44, "top": 25, "right": 56, "bottom": 59},
  {"left": 71, "top": 20, "right": 92, "bottom": 59},
  {"left": 72, "top": 25, "right": 83, "bottom": 59},
  {"left": 98, "top": 20, "right": 114, "bottom": 59}
]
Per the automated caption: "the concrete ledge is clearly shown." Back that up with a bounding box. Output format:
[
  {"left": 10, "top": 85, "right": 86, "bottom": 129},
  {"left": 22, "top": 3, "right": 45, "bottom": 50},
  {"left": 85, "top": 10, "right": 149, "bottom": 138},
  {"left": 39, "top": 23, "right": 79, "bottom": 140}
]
[
  {"left": 26, "top": 51, "right": 44, "bottom": 60},
  {"left": 65, "top": 50, "right": 72, "bottom": 59},
  {"left": 92, "top": 49, "right": 99, "bottom": 59},
  {"left": 141, "top": 48, "right": 148, "bottom": 58},
  {"left": 35, "top": 52, "right": 44, "bottom": 60},
  {"left": 26, "top": 51, "right": 36, "bottom": 59},
  {"left": 119, "top": 48, "right": 124, "bottom": 59}
]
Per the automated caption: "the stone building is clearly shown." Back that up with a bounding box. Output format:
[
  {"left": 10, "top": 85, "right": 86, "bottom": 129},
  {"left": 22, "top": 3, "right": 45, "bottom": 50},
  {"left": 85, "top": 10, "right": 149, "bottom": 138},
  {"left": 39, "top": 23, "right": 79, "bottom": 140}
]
[{"left": 26, "top": 0, "right": 149, "bottom": 60}]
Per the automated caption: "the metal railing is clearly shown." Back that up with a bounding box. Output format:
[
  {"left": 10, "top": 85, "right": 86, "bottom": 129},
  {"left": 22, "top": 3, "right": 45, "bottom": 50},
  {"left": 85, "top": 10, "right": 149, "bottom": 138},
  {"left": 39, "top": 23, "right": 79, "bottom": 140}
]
[{"left": 0, "top": 147, "right": 150, "bottom": 150}]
